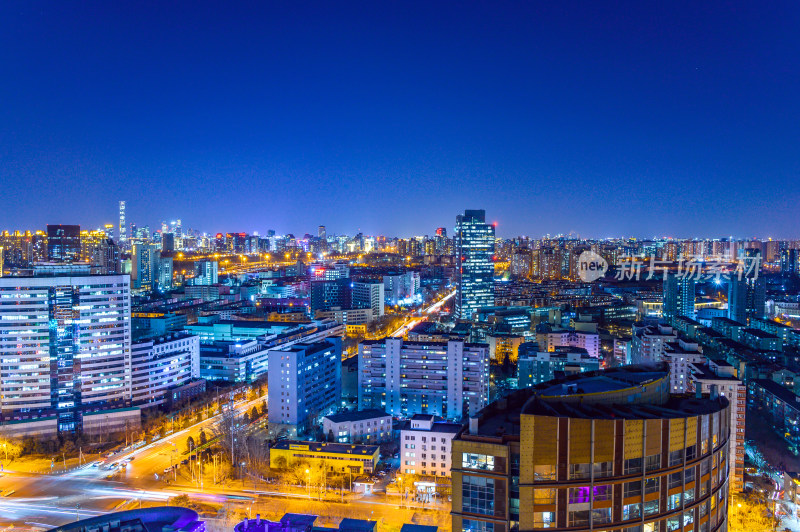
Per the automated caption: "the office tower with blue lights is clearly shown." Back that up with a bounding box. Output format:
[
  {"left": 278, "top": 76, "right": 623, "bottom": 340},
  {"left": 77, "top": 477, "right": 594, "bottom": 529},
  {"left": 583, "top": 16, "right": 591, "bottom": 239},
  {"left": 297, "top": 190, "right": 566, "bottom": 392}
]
[
  {"left": 0, "top": 266, "right": 133, "bottom": 435},
  {"left": 454, "top": 209, "right": 495, "bottom": 320}
]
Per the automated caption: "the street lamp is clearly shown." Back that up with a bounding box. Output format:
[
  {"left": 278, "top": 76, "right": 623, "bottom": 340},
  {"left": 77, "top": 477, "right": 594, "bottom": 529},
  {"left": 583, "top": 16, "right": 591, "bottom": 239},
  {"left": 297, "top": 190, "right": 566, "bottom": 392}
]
[{"left": 306, "top": 468, "right": 311, "bottom": 497}]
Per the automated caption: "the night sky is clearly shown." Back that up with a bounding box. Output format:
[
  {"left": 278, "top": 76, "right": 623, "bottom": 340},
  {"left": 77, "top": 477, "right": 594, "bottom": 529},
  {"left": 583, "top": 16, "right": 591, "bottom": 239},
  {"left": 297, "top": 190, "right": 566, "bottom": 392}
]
[{"left": 1, "top": 2, "right": 799, "bottom": 238}]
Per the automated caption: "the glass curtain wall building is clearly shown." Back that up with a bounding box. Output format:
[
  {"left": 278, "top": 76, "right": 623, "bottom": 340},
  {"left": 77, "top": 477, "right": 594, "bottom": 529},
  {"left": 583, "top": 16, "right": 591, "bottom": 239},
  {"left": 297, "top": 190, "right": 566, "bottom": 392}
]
[{"left": 455, "top": 210, "right": 495, "bottom": 321}]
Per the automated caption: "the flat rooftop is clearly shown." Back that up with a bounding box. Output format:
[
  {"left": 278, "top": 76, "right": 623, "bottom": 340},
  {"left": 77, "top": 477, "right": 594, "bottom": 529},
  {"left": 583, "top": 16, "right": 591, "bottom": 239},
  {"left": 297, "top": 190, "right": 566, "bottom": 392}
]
[
  {"left": 323, "top": 409, "right": 390, "bottom": 423},
  {"left": 271, "top": 440, "right": 379, "bottom": 456}
]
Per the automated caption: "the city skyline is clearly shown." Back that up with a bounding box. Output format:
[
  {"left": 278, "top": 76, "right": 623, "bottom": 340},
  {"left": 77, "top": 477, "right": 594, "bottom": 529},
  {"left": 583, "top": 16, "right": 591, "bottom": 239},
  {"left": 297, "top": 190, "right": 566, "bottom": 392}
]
[
  {"left": 2, "top": 3, "right": 799, "bottom": 237},
  {"left": 3, "top": 205, "right": 800, "bottom": 241}
]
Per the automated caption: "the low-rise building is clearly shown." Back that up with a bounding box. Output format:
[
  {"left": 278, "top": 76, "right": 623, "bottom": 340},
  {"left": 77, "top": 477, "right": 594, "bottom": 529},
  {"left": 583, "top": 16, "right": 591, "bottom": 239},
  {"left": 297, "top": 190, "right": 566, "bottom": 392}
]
[
  {"left": 322, "top": 409, "right": 392, "bottom": 443},
  {"left": 740, "top": 328, "right": 782, "bottom": 351},
  {"left": 399, "top": 414, "right": 461, "bottom": 481},
  {"left": 517, "top": 345, "right": 599, "bottom": 388},
  {"left": 269, "top": 440, "right": 379, "bottom": 475}
]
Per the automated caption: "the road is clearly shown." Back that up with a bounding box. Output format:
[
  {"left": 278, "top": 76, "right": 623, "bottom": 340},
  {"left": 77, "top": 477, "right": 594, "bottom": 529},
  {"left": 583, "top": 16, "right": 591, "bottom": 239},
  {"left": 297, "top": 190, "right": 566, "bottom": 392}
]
[
  {"left": 388, "top": 290, "right": 455, "bottom": 338},
  {"left": 0, "top": 393, "right": 269, "bottom": 529}
]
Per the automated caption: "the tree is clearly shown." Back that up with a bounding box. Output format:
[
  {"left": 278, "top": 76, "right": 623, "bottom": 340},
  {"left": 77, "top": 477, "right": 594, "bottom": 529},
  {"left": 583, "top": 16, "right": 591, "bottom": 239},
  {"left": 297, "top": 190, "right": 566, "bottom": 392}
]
[
  {"left": 195, "top": 410, "right": 203, "bottom": 423},
  {"left": 199, "top": 429, "right": 208, "bottom": 446},
  {"left": 729, "top": 495, "right": 779, "bottom": 532},
  {"left": 250, "top": 406, "right": 259, "bottom": 420},
  {"left": 260, "top": 400, "right": 267, "bottom": 416},
  {"left": 242, "top": 412, "right": 250, "bottom": 424},
  {"left": 327, "top": 430, "right": 335, "bottom": 442},
  {"left": 187, "top": 436, "right": 196, "bottom": 453}
]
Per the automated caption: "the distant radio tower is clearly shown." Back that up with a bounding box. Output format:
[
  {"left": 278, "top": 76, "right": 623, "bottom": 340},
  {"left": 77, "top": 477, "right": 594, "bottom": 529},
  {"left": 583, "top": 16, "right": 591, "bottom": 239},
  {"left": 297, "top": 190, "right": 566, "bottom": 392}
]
[{"left": 119, "top": 201, "right": 127, "bottom": 243}]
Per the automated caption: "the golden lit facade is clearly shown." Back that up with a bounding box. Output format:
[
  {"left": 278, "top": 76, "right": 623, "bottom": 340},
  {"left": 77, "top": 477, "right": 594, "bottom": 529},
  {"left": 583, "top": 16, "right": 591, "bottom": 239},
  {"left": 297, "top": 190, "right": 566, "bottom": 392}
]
[{"left": 451, "top": 366, "right": 730, "bottom": 532}]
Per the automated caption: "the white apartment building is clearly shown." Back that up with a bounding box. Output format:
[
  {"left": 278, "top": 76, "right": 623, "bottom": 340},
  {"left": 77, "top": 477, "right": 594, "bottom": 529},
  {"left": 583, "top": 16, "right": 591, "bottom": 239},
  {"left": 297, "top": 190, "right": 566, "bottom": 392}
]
[
  {"left": 537, "top": 329, "right": 600, "bottom": 358},
  {"left": 0, "top": 271, "right": 132, "bottom": 433},
  {"left": 400, "top": 414, "right": 460, "bottom": 480},
  {"left": 358, "top": 338, "right": 489, "bottom": 420},
  {"left": 131, "top": 332, "right": 200, "bottom": 407},
  {"left": 630, "top": 323, "right": 678, "bottom": 364},
  {"left": 663, "top": 338, "right": 706, "bottom": 393},
  {"left": 690, "top": 359, "right": 746, "bottom": 493},
  {"left": 322, "top": 408, "right": 392, "bottom": 443}
]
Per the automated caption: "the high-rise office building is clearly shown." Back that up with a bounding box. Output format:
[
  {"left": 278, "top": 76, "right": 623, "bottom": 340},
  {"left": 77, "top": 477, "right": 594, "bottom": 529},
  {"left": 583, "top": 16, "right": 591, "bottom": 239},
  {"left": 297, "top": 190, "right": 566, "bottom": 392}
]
[
  {"left": 728, "top": 250, "right": 766, "bottom": 325},
  {"left": 0, "top": 268, "right": 133, "bottom": 434},
  {"left": 781, "top": 248, "right": 798, "bottom": 277},
  {"left": 451, "top": 365, "right": 731, "bottom": 532},
  {"left": 455, "top": 209, "right": 495, "bottom": 320},
  {"left": 310, "top": 278, "right": 352, "bottom": 313},
  {"left": 194, "top": 260, "right": 219, "bottom": 285},
  {"left": 46, "top": 224, "right": 81, "bottom": 263},
  {"left": 662, "top": 274, "right": 696, "bottom": 320},
  {"left": 162, "top": 232, "right": 175, "bottom": 252},
  {"left": 131, "top": 243, "right": 159, "bottom": 291},
  {"left": 358, "top": 338, "right": 490, "bottom": 420},
  {"left": 352, "top": 280, "right": 385, "bottom": 318},
  {"left": 118, "top": 201, "right": 127, "bottom": 244}
]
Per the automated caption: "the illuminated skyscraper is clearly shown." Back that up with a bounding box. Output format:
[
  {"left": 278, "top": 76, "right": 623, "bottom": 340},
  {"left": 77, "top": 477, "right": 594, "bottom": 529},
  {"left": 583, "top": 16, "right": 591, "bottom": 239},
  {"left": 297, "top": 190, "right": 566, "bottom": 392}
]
[
  {"left": 663, "top": 274, "right": 696, "bottom": 320},
  {"left": 728, "top": 249, "right": 766, "bottom": 324},
  {"left": 118, "top": 200, "right": 127, "bottom": 244},
  {"left": 46, "top": 224, "right": 81, "bottom": 262},
  {"left": 0, "top": 268, "right": 132, "bottom": 434},
  {"left": 455, "top": 209, "right": 495, "bottom": 320}
]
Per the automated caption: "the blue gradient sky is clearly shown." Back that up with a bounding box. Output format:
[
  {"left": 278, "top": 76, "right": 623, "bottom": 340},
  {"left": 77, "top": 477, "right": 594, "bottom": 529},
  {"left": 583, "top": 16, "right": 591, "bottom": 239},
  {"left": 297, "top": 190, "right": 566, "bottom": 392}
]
[{"left": 1, "top": 2, "right": 799, "bottom": 238}]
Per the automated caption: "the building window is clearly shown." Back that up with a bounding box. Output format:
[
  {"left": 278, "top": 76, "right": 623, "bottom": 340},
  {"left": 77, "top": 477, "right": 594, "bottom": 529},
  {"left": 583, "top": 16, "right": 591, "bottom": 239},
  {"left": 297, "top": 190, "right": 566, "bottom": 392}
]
[
  {"left": 533, "top": 488, "right": 556, "bottom": 504},
  {"left": 593, "top": 461, "right": 613, "bottom": 478},
  {"left": 623, "top": 503, "right": 641, "bottom": 520},
  {"left": 533, "top": 464, "right": 556, "bottom": 481},
  {"left": 569, "top": 463, "right": 591, "bottom": 480},
  {"left": 462, "top": 475, "right": 495, "bottom": 516},
  {"left": 624, "top": 457, "right": 643, "bottom": 475},
  {"left": 666, "top": 516, "right": 680, "bottom": 531},
  {"left": 592, "top": 508, "right": 612, "bottom": 525},
  {"left": 668, "top": 471, "right": 683, "bottom": 489},
  {"left": 643, "top": 500, "right": 659, "bottom": 516},
  {"left": 668, "top": 449, "right": 684, "bottom": 467},
  {"left": 645, "top": 453, "right": 661, "bottom": 472},
  {"left": 532, "top": 512, "right": 554, "bottom": 528},
  {"left": 568, "top": 486, "right": 591, "bottom": 504},
  {"left": 568, "top": 511, "right": 590, "bottom": 527},
  {"left": 462, "top": 519, "right": 493, "bottom": 532},
  {"left": 644, "top": 477, "right": 660, "bottom": 495},
  {"left": 624, "top": 480, "right": 642, "bottom": 498},
  {"left": 668, "top": 493, "right": 682, "bottom": 510},
  {"left": 593, "top": 485, "right": 612, "bottom": 502},
  {"left": 462, "top": 453, "right": 496, "bottom": 471}
]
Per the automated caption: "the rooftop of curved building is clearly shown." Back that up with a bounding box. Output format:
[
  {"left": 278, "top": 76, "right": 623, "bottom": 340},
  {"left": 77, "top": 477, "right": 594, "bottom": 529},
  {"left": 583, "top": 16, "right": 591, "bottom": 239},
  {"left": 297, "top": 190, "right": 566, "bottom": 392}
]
[
  {"left": 462, "top": 363, "right": 730, "bottom": 440},
  {"left": 48, "top": 507, "right": 203, "bottom": 532}
]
